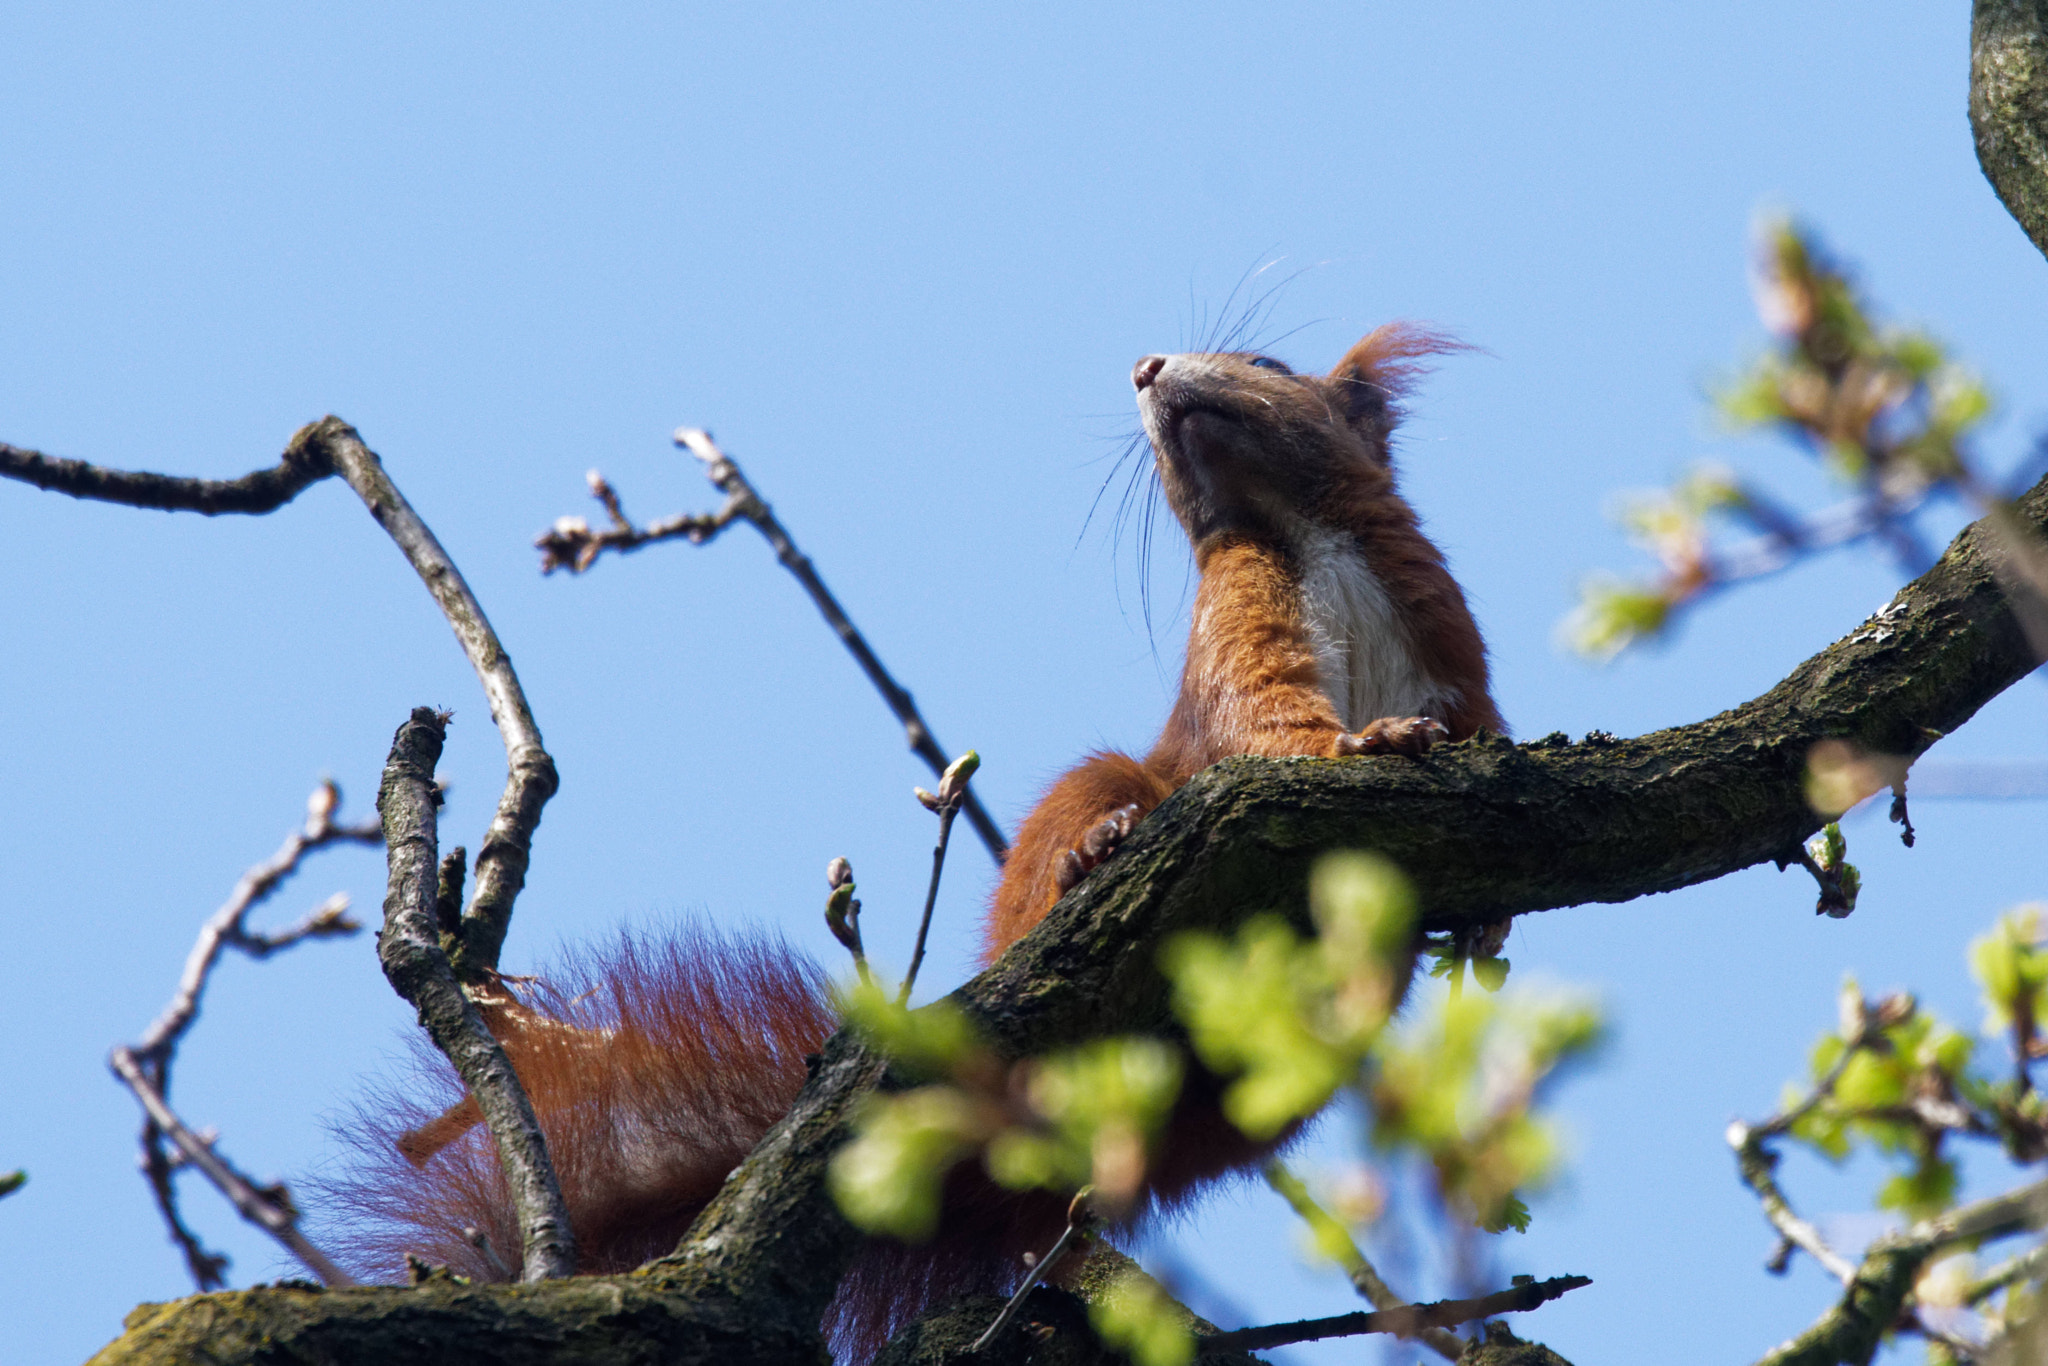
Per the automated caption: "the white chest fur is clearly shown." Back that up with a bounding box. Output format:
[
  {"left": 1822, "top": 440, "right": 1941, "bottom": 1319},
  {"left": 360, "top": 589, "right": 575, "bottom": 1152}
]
[{"left": 1291, "top": 525, "right": 1444, "bottom": 730}]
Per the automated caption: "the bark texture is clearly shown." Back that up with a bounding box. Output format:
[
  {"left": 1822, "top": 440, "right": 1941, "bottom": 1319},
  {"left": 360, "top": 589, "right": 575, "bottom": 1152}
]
[{"left": 1975, "top": 0, "right": 2048, "bottom": 259}]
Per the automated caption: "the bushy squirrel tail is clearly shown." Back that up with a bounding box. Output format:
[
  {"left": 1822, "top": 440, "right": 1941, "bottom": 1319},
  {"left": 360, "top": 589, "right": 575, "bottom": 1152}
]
[
  {"left": 310, "top": 923, "right": 837, "bottom": 1284},
  {"left": 310, "top": 920, "right": 1288, "bottom": 1360}
]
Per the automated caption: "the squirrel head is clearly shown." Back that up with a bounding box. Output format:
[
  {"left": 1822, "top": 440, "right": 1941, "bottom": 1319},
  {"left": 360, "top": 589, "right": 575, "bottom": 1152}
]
[{"left": 1133, "top": 322, "right": 1464, "bottom": 548}]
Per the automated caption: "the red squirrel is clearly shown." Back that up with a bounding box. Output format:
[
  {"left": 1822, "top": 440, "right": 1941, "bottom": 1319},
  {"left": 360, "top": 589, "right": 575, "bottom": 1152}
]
[{"left": 318, "top": 322, "right": 1500, "bottom": 1353}]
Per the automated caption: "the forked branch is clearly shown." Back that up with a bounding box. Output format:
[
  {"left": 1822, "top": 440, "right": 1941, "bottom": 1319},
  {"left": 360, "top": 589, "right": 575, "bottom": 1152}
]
[{"left": 537, "top": 428, "right": 1008, "bottom": 861}]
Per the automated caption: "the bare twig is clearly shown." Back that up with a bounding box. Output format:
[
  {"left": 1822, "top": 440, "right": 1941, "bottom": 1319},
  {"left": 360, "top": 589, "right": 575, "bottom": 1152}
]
[
  {"left": 540, "top": 429, "right": 1007, "bottom": 862},
  {"left": 0, "top": 419, "right": 561, "bottom": 976},
  {"left": 109, "top": 1046, "right": 356, "bottom": 1287},
  {"left": 7, "top": 422, "right": 574, "bottom": 1282},
  {"left": 109, "top": 780, "right": 375, "bottom": 1290},
  {"left": 1729, "top": 1119, "right": 1861, "bottom": 1285},
  {"left": 0, "top": 437, "right": 332, "bottom": 514},
  {"left": 317, "top": 419, "right": 558, "bottom": 978},
  {"left": 1193, "top": 1274, "right": 1591, "bottom": 1355},
  {"left": 1967, "top": 1239, "right": 2048, "bottom": 1305},
  {"left": 1261, "top": 1161, "right": 1466, "bottom": 1360},
  {"left": 972, "top": 1188, "right": 1095, "bottom": 1353},
  {"left": 375, "top": 707, "right": 576, "bottom": 1281},
  {"left": 901, "top": 752, "right": 979, "bottom": 1004}
]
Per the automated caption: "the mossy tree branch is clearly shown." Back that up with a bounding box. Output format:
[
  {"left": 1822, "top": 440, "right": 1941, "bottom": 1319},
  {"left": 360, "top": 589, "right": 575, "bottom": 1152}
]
[
  {"left": 90, "top": 473, "right": 2048, "bottom": 1365},
  {"left": 1974, "top": 0, "right": 2048, "bottom": 262}
]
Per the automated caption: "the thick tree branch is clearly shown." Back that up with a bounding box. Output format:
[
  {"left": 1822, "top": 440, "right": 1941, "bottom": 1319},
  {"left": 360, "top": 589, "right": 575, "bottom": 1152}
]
[
  {"left": 374, "top": 707, "right": 576, "bottom": 1282},
  {"left": 87, "top": 471, "right": 2048, "bottom": 1366},
  {"left": 1974, "top": 0, "right": 2048, "bottom": 261}
]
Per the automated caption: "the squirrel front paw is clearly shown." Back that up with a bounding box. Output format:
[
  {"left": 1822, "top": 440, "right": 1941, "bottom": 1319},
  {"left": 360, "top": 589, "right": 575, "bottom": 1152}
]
[
  {"left": 1055, "top": 803, "right": 1144, "bottom": 896},
  {"left": 1336, "top": 716, "right": 1450, "bottom": 757}
]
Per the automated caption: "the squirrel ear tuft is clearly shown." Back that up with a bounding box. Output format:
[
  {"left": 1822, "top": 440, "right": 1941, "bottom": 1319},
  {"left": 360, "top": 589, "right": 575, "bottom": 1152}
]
[{"left": 1327, "top": 322, "right": 1468, "bottom": 445}]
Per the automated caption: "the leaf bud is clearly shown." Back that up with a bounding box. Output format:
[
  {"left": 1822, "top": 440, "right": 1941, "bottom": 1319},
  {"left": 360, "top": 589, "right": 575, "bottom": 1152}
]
[{"left": 937, "top": 750, "right": 982, "bottom": 806}]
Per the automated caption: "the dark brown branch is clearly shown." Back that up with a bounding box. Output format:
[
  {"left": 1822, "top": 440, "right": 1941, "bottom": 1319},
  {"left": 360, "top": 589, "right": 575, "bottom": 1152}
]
[
  {"left": 374, "top": 708, "right": 575, "bottom": 1281},
  {"left": 0, "top": 437, "right": 333, "bottom": 514},
  {"left": 540, "top": 428, "right": 1008, "bottom": 862},
  {"left": 1195, "top": 1274, "right": 1589, "bottom": 1355},
  {"left": 652, "top": 470, "right": 2048, "bottom": 1336}
]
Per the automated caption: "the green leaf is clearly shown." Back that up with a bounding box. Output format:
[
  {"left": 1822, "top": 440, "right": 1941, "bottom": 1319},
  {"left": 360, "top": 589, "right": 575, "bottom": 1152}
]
[{"left": 1482, "top": 1193, "right": 1532, "bottom": 1234}]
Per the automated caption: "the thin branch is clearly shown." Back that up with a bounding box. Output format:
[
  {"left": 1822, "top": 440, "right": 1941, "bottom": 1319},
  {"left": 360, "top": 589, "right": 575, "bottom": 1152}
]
[
  {"left": 1193, "top": 1274, "right": 1590, "bottom": 1355},
  {"left": 901, "top": 753, "right": 979, "bottom": 1004},
  {"left": 6, "top": 420, "right": 574, "bottom": 1283},
  {"left": 535, "top": 469, "right": 744, "bottom": 569},
  {"left": 1728, "top": 1120, "right": 1860, "bottom": 1285},
  {"left": 110, "top": 780, "right": 375, "bottom": 1290},
  {"left": 1966, "top": 1239, "right": 2048, "bottom": 1305},
  {"left": 131, "top": 781, "right": 376, "bottom": 1068},
  {"left": 971, "top": 1189, "right": 1094, "bottom": 1353},
  {"left": 374, "top": 707, "right": 576, "bottom": 1281},
  {"left": 1261, "top": 1161, "right": 1465, "bottom": 1360},
  {"left": 0, "top": 418, "right": 561, "bottom": 976},
  {"left": 0, "top": 436, "right": 332, "bottom": 514},
  {"left": 539, "top": 429, "right": 1008, "bottom": 862},
  {"left": 317, "top": 418, "right": 558, "bottom": 978},
  {"left": 109, "top": 1046, "right": 356, "bottom": 1288}
]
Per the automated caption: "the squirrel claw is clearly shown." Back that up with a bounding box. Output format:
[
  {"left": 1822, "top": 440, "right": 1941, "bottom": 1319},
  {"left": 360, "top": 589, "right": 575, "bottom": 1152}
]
[
  {"left": 1337, "top": 716, "right": 1450, "bottom": 758},
  {"left": 1055, "top": 803, "right": 1143, "bottom": 895}
]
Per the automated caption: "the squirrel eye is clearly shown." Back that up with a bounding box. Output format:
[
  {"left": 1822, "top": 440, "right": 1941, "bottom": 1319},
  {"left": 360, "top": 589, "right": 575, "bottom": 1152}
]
[{"left": 1247, "top": 356, "right": 1293, "bottom": 374}]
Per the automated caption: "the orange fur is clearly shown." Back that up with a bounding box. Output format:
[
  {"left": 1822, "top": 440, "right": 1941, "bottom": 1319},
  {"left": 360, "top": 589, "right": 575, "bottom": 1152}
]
[
  {"left": 987, "top": 324, "right": 1503, "bottom": 961},
  {"left": 310, "top": 925, "right": 834, "bottom": 1282}
]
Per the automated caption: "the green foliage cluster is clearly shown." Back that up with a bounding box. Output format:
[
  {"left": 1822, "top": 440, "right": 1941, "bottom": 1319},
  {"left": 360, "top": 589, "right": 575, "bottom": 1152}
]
[
  {"left": 1566, "top": 219, "right": 1994, "bottom": 660},
  {"left": 1763, "top": 908, "right": 2048, "bottom": 1353},
  {"left": 828, "top": 852, "right": 1603, "bottom": 1360}
]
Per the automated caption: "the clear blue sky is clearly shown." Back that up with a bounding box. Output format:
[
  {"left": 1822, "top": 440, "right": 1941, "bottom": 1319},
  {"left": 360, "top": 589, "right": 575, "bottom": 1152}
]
[{"left": 4, "top": 4, "right": 2045, "bottom": 1363}]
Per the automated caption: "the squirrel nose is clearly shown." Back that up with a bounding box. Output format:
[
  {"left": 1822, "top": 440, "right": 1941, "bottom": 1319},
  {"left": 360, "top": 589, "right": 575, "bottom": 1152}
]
[{"left": 1131, "top": 355, "right": 1165, "bottom": 390}]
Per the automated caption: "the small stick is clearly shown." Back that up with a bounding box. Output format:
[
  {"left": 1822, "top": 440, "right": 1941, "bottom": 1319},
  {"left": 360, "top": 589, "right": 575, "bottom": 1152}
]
[
  {"left": 541, "top": 429, "right": 1009, "bottom": 862},
  {"left": 110, "top": 780, "right": 375, "bottom": 1289},
  {"left": 1261, "top": 1162, "right": 1465, "bottom": 1360},
  {"left": 110, "top": 1045, "right": 355, "bottom": 1287},
  {"left": 901, "top": 752, "right": 979, "bottom": 1004},
  {"left": 972, "top": 1189, "right": 1094, "bottom": 1353},
  {"left": 320, "top": 419, "right": 558, "bottom": 979},
  {"left": 1193, "top": 1274, "right": 1591, "bottom": 1355}
]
